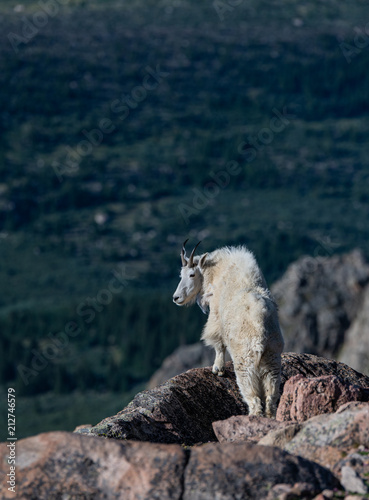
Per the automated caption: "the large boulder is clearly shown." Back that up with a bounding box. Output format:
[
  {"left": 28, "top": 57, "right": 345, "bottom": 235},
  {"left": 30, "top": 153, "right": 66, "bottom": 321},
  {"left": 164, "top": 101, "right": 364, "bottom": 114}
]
[
  {"left": 182, "top": 442, "right": 339, "bottom": 500},
  {"left": 280, "top": 352, "right": 369, "bottom": 389},
  {"left": 284, "top": 402, "right": 369, "bottom": 470},
  {"left": 276, "top": 374, "right": 369, "bottom": 423},
  {"left": 84, "top": 353, "right": 369, "bottom": 445},
  {"left": 339, "top": 285, "right": 369, "bottom": 375},
  {"left": 86, "top": 362, "right": 247, "bottom": 445},
  {"left": 0, "top": 432, "right": 187, "bottom": 500},
  {"left": 271, "top": 249, "right": 369, "bottom": 361},
  {"left": 0, "top": 431, "right": 339, "bottom": 500}
]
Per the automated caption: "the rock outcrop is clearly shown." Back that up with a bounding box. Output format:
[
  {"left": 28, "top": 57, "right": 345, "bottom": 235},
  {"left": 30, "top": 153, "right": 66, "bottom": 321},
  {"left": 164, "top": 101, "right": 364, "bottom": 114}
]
[
  {"left": 271, "top": 249, "right": 369, "bottom": 365},
  {"left": 0, "top": 431, "right": 339, "bottom": 500},
  {"left": 276, "top": 374, "right": 369, "bottom": 422},
  {"left": 339, "top": 285, "right": 369, "bottom": 375},
  {"left": 284, "top": 402, "right": 369, "bottom": 470},
  {"left": 88, "top": 362, "right": 247, "bottom": 445},
  {"left": 83, "top": 353, "right": 369, "bottom": 445},
  {"left": 182, "top": 442, "right": 339, "bottom": 500},
  {"left": 3, "top": 353, "right": 369, "bottom": 499},
  {"left": 0, "top": 432, "right": 187, "bottom": 500}
]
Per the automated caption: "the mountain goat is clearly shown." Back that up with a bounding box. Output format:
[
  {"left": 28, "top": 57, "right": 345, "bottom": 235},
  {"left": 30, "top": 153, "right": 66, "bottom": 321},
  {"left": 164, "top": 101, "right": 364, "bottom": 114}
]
[{"left": 173, "top": 240, "right": 284, "bottom": 418}]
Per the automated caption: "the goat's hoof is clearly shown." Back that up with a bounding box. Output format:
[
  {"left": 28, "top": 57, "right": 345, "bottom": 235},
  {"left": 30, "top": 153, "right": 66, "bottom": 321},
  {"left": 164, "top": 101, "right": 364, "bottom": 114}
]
[
  {"left": 250, "top": 411, "right": 263, "bottom": 417},
  {"left": 212, "top": 365, "right": 225, "bottom": 376}
]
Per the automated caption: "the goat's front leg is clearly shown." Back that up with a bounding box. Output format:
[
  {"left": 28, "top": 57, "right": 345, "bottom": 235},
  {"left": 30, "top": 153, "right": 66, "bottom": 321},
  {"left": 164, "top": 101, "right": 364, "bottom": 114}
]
[
  {"left": 201, "top": 311, "right": 225, "bottom": 376},
  {"left": 212, "top": 343, "right": 226, "bottom": 376}
]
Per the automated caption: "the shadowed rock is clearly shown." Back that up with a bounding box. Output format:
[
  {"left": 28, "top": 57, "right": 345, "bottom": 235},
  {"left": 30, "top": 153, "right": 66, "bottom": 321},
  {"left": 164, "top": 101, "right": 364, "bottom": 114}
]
[
  {"left": 85, "top": 353, "right": 369, "bottom": 445},
  {"left": 0, "top": 432, "right": 340, "bottom": 500},
  {"left": 183, "top": 442, "right": 339, "bottom": 500}
]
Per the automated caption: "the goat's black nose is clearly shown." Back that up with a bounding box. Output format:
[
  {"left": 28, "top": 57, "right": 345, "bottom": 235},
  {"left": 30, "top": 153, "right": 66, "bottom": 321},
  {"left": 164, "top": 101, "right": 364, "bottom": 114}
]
[{"left": 173, "top": 296, "right": 179, "bottom": 302}]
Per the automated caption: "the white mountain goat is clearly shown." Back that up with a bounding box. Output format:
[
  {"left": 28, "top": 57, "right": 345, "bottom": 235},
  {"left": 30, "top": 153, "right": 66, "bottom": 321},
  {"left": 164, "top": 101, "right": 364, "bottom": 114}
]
[{"left": 173, "top": 240, "right": 284, "bottom": 418}]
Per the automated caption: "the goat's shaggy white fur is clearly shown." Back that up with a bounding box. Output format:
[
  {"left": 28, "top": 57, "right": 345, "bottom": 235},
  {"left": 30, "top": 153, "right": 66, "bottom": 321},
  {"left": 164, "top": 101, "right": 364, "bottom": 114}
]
[{"left": 173, "top": 245, "right": 284, "bottom": 418}]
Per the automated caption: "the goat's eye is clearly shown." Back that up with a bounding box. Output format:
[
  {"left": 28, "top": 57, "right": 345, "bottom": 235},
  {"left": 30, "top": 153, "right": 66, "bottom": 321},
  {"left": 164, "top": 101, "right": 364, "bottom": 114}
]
[{"left": 189, "top": 273, "right": 195, "bottom": 278}]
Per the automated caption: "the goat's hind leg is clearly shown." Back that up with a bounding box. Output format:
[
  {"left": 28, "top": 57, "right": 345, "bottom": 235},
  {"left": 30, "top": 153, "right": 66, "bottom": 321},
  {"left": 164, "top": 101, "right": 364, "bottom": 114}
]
[
  {"left": 261, "top": 355, "right": 282, "bottom": 419},
  {"left": 234, "top": 360, "right": 263, "bottom": 416}
]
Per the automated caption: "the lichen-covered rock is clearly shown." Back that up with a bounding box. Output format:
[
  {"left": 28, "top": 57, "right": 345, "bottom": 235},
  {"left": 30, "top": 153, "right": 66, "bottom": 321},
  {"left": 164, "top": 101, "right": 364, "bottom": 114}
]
[
  {"left": 0, "top": 432, "right": 187, "bottom": 500},
  {"left": 84, "top": 353, "right": 369, "bottom": 445},
  {"left": 212, "top": 415, "right": 291, "bottom": 443},
  {"left": 258, "top": 423, "right": 302, "bottom": 448},
  {"left": 284, "top": 403, "right": 369, "bottom": 470},
  {"left": 276, "top": 374, "right": 369, "bottom": 422},
  {"left": 0, "top": 431, "right": 341, "bottom": 500},
  {"left": 333, "top": 448, "right": 369, "bottom": 495}
]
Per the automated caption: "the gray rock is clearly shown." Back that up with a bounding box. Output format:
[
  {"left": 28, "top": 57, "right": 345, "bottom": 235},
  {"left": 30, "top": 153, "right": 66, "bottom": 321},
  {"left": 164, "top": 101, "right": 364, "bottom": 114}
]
[
  {"left": 332, "top": 447, "right": 369, "bottom": 496},
  {"left": 271, "top": 249, "right": 369, "bottom": 361},
  {"left": 258, "top": 423, "right": 302, "bottom": 448},
  {"left": 341, "top": 466, "right": 368, "bottom": 494},
  {"left": 339, "top": 285, "right": 369, "bottom": 375}
]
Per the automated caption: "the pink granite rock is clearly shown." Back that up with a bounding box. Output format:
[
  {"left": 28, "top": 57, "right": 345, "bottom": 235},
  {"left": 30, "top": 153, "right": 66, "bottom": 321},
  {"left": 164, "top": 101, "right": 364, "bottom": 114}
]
[
  {"left": 212, "top": 414, "right": 292, "bottom": 443},
  {"left": 277, "top": 374, "right": 369, "bottom": 422}
]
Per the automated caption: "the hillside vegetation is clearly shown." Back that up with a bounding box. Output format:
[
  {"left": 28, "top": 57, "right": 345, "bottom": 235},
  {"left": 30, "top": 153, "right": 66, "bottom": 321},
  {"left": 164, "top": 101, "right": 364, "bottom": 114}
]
[{"left": 1, "top": 0, "right": 369, "bottom": 437}]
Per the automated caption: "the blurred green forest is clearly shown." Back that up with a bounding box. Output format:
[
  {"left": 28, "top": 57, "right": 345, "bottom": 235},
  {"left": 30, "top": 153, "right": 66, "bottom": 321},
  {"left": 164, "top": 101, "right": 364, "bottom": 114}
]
[{"left": 1, "top": 0, "right": 369, "bottom": 438}]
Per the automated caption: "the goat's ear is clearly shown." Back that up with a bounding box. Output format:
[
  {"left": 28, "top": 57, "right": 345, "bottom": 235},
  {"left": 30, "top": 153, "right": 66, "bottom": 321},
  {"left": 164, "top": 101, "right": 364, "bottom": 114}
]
[{"left": 198, "top": 253, "right": 208, "bottom": 270}]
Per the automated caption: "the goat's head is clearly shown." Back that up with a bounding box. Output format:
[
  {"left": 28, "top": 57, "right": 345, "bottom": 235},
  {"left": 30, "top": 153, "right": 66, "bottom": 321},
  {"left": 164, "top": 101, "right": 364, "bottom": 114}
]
[{"left": 173, "top": 239, "right": 208, "bottom": 306}]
